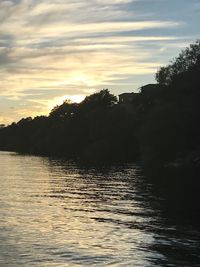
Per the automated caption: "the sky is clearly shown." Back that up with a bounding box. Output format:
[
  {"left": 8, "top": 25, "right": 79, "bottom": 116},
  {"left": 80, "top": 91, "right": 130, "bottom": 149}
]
[{"left": 0, "top": 0, "right": 200, "bottom": 124}]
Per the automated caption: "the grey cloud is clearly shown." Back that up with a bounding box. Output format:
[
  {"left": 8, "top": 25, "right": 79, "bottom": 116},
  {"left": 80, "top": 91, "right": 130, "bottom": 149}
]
[
  {"left": 0, "top": 0, "right": 197, "bottom": 124},
  {"left": 25, "top": 0, "right": 136, "bottom": 27},
  {"left": 0, "top": 0, "right": 27, "bottom": 23},
  {"left": 0, "top": 48, "right": 13, "bottom": 66},
  {"left": 0, "top": 1, "right": 17, "bottom": 23},
  {"left": 0, "top": 34, "right": 14, "bottom": 48}
]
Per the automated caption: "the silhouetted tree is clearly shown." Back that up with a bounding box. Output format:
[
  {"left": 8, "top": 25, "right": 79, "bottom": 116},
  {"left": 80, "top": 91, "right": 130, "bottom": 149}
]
[
  {"left": 50, "top": 100, "right": 78, "bottom": 120},
  {"left": 0, "top": 41, "right": 200, "bottom": 170},
  {"left": 156, "top": 40, "right": 200, "bottom": 85},
  {"left": 79, "top": 89, "right": 117, "bottom": 112}
]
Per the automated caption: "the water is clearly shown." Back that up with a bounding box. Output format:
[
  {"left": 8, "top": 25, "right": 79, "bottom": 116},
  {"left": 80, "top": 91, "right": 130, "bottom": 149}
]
[{"left": 0, "top": 151, "right": 200, "bottom": 266}]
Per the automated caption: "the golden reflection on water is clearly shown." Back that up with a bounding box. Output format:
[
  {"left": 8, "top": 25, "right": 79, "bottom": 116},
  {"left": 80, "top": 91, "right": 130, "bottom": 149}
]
[{"left": 0, "top": 152, "right": 200, "bottom": 266}]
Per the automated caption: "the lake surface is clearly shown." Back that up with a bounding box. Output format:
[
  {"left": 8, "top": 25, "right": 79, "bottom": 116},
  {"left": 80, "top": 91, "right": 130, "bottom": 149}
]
[{"left": 0, "top": 151, "right": 200, "bottom": 266}]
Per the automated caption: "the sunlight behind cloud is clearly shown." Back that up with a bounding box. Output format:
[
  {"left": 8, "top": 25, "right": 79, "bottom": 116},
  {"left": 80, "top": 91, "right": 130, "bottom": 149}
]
[
  {"left": 47, "top": 94, "right": 86, "bottom": 112},
  {"left": 0, "top": 0, "right": 199, "bottom": 123}
]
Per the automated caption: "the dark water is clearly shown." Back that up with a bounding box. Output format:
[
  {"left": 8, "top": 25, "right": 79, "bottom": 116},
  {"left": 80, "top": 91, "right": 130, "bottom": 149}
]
[{"left": 0, "top": 152, "right": 200, "bottom": 266}]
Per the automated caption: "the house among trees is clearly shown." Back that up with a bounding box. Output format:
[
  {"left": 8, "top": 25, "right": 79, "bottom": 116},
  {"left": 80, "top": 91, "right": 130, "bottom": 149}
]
[
  {"left": 140, "top": 84, "right": 160, "bottom": 94},
  {"left": 118, "top": 93, "right": 136, "bottom": 104}
]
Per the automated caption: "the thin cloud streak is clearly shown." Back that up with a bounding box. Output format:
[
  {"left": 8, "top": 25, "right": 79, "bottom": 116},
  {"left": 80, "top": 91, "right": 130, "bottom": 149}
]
[{"left": 0, "top": 0, "right": 198, "bottom": 123}]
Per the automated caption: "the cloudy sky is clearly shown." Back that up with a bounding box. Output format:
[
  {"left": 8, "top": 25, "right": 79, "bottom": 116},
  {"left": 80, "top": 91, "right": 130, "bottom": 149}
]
[{"left": 0, "top": 0, "right": 200, "bottom": 124}]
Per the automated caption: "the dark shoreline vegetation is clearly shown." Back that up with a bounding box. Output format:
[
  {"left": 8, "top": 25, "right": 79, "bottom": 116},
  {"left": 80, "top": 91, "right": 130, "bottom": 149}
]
[{"left": 1, "top": 41, "right": 200, "bottom": 213}]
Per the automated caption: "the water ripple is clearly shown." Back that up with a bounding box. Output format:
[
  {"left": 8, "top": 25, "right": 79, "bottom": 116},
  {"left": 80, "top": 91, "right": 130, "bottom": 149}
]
[{"left": 0, "top": 152, "right": 200, "bottom": 266}]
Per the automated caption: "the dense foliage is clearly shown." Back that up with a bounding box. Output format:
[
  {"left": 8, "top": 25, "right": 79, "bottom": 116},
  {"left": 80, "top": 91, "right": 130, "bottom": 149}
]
[
  {"left": 0, "top": 42, "right": 200, "bottom": 171},
  {"left": 156, "top": 40, "right": 200, "bottom": 85},
  {"left": 0, "top": 89, "right": 139, "bottom": 161}
]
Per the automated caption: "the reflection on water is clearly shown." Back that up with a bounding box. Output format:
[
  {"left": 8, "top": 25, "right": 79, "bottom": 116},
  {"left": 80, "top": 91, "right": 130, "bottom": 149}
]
[{"left": 0, "top": 151, "right": 200, "bottom": 266}]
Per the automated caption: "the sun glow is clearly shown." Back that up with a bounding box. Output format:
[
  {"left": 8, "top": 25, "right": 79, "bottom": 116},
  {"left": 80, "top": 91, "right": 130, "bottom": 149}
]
[
  {"left": 70, "top": 74, "right": 97, "bottom": 87},
  {"left": 0, "top": 0, "right": 193, "bottom": 124},
  {"left": 55, "top": 73, "right": 97, "bottom": 88},
  {"left": 47, "top": 94, "right": 86, "bottom": 111}
]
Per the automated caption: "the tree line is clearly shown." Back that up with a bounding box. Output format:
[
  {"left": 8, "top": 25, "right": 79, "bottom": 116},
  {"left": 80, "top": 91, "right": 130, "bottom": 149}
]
[{"left": 0, "top": 40, "right": 200, "bottom": 171}]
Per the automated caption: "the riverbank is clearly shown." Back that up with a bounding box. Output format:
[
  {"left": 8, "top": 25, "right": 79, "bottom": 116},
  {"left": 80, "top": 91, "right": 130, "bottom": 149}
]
[{"left": 1, "top": 41, "right": 200, "bottom": 203}]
